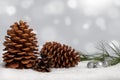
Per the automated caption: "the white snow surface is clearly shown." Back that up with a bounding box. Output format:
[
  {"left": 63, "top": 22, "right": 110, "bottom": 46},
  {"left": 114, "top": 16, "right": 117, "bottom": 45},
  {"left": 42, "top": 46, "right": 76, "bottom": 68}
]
[{"left": 0, "top": 61, "right": 120, "bottom": 80}]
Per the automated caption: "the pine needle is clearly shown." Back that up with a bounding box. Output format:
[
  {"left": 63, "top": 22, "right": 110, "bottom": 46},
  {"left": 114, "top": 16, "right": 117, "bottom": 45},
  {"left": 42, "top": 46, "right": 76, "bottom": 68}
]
[{"left": 80, "top": 41, "right": 120, "bottom": 66}]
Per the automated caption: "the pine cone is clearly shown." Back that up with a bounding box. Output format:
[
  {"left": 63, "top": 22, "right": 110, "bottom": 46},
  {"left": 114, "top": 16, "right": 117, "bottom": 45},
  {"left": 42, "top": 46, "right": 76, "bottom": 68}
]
[
  {"left": 34, "top": 57, "right": 51, "bottom": 72},
  {"left": 40, "top": 42, "right": 80, "bottom": 68},
  {"left": 3, "top": 20, "right": 38, "bottom": 69}
]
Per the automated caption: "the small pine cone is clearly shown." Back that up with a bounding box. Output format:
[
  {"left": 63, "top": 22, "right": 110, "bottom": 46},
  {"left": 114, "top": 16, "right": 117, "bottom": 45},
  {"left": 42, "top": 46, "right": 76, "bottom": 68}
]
[
  {"left": 40, "top": 42, "right": 80, "bottom": 68},
  {"left": 34, "top": 57, "right": 51, "bottom": 72},
  {"left": 3, "top": 20, "right": 38, "bottom": 69}
]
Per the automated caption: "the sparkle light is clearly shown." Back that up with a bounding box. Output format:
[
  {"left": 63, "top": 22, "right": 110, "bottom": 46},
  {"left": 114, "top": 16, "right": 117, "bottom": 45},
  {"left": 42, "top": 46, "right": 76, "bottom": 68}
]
[
  {"left": 82, "top": 22, "right": 91, "bottom": 30},
  {"left": 79, "top": 0, "right": 112, "bottom": 15},
  {"left": 44, "top": 1, "right": 64, "bottom": 15},
  {"left": 6, "top": 6, "right": 16, "bottom": 16},
  {"left": 67, "top": 0, "right": 77, "bottom": 9}
]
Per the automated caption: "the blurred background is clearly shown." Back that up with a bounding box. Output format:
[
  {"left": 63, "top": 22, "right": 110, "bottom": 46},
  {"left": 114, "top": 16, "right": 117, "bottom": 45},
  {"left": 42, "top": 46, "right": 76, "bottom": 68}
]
[{"left": 0, "top": 0, "right": 120, "bottom": 61}]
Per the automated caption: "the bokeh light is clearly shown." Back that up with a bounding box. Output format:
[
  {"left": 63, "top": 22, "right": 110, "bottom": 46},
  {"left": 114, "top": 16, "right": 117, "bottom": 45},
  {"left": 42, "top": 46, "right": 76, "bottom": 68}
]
[
  {"left": 0, "top": 0, "right": 120, "bottom": 55},
  {"left": 79, "top": 0, "right": 113, "bottom": 15},
  {"left": 6, "top": 6, "right": 16, "bottom": 16},
  {"left": 67, "top": 0, "right": 77, "bottom": 9}
]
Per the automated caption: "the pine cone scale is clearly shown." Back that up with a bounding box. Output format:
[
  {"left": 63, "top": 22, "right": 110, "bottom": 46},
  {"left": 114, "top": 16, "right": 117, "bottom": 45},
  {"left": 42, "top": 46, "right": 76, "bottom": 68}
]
[
  {"left": 34, "top": 58, "right": 51, "bottom": 72},
  {"left": 3, "top": 20, "right": 38, "bottom": 69},
  {"left": 40, "top": 42, "right": 80, "bottom": 68},
  {"left": 6, "top": 62, "right": 19, "bottom": 68},
  {"left": 21, "top": 60, "right": 30, "bottom": 64},
  {"left": 4, "top": 59, "right": 14, "bottom": 63}
]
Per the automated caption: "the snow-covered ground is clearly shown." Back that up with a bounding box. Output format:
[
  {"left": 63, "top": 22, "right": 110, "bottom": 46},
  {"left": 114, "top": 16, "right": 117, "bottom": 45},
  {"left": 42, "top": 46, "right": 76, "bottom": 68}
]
[{"left": 0, "top": 61, "right": 120, "bottom": 80}]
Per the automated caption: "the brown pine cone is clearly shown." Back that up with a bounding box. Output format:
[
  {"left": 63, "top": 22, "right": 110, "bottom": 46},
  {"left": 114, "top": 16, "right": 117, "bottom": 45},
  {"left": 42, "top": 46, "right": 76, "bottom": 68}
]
[
  {"left": 40, "top": 42, "right": 80, "bottom": 68},
  {"left": 34, "top": 57, "right": 51, "bottom": 72},
  {"left": 3, "top": 20, "right": 38, "bottom": 69}
]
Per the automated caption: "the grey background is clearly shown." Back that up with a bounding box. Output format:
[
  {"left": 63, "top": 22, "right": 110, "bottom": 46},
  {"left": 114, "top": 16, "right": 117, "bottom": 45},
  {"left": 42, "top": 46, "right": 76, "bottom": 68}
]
[{"left": 0, "top": 0, "right": 120, "bottom": 61}]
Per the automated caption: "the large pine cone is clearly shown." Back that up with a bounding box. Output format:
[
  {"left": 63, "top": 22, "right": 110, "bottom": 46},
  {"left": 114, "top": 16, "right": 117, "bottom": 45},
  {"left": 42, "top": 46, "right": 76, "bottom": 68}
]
[
  {"left": 40, "top": 42, "right": 80, "bottom": 68},
  {"left": 3, "top": 20, "right": 38, "bottom": 69},
  {"left": 34, "top": 57, "right": 51, "bottom": 72}
]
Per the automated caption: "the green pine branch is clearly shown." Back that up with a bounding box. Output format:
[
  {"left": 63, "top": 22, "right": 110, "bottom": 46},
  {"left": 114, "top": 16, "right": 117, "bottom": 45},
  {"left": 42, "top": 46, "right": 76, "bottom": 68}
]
[{"left": 79, "top": 41, "right": 120, "bottom": 66}]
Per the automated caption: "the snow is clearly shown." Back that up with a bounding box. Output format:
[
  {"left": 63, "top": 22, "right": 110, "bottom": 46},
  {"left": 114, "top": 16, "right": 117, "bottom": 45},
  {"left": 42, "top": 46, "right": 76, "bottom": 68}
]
[{"left": 0, "top": 61, "right": 120, "bottom": 80}]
